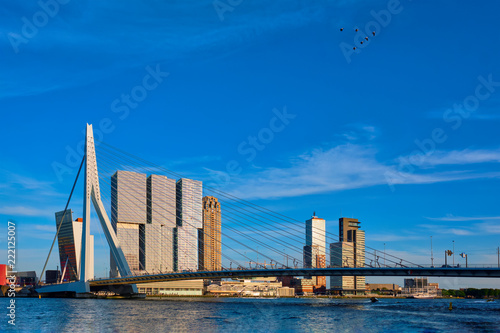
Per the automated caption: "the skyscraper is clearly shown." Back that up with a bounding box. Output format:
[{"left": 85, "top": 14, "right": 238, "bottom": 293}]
[
  {"left": 175, "top": 178, "right": 203, "bottom": 271},
  {"left": 330, "top": 217, "right": 365, "bottom": 295},
  {"left": 55, "top": 210, "right": 93, "bottom": 281},
  {"left": 303, "top": 213, "right": 326, "bottom": 288},
  {"left": 199, "top": 196, "right": 222, "bottom": 271},
  {"left": 111, "top": 170, "right": 178, "bottom": 276},
  {"left": 111, "top": 170, "right": 147, "bottom": 277},
  {"left": 145, "top": 174, "right": 176, "bottom": 273}
]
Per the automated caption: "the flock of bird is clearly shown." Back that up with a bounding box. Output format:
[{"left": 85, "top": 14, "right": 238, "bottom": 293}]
[{"left": 340, "top": 28, "right": 376, "bottom": 50}]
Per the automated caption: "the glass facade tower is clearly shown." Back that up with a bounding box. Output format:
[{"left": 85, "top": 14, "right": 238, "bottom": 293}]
[
  {"left": 175, "top": 178, "right": 202, "bottom": 271},
  {"left": 330, "top": 217, "right": 366, "bottom": 295}
]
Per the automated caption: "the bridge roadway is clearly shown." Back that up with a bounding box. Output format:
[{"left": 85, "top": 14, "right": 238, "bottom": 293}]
[{"left": 89, "top": 267, "right": 500, "bottom": 286}]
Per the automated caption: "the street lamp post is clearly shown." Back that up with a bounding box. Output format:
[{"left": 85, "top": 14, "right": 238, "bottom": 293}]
[
  {"left": 452, "top": 241, "right": 455, "bottom": 267},
  {"left": 430, "top": 236, "right": 434, "bottom": 267},
  {"left": 445, "top": 250, "right": 452, "bottom": 267},
  {"left": 460, "top": 253, "right": 468, "bottom": 268}
]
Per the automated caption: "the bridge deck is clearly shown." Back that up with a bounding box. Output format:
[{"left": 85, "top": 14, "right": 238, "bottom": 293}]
[{"left": 89, "top": 267, "right": 500, "bottom": 286}]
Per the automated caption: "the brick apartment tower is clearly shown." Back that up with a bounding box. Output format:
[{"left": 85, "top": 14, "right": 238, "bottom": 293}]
[{"left": 199, "top": 196, "right": 222, "bottom": 271}]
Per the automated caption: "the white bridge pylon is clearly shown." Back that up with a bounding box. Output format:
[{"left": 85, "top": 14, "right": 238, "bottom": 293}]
[
  {"left": 37, "top": 124, "right": 137, "bottom": 296},
  {"left": 81, "top": 123, "right": 133, "bottom": 283}
]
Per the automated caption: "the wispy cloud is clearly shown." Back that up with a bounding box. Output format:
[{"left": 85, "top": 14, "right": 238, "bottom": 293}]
[
  {"left": 408, "top": 148, "right": 500, "bottom": 167},
  {"left": 369, "top": 233, "right": 426, "bottom": 242},
  {"left": 223, "top": 142, "right": 500, "bottom": 199},
  {"left": 0, "top": 170, "right": 63, "bottom": 197},
  {"left": 418, "top": 223, "right": 475, "bottom": 236},
  {"left": 426, "top": 215, "right": 500, "bottom": 222},
  {"left": 418, "top": 220, "right": 500, "bottom": 236},
  {"left": 472, "top": 222, "right": 500, "bottom": 234},
  {"left": 0, "top": 206, "right": 58, "bottom": 218},
  {"left": 0, "top": 170, "right": 67, "bottom": 220},
  {"left": 32, "top": 224, "right": 56, "bottom": 232}
]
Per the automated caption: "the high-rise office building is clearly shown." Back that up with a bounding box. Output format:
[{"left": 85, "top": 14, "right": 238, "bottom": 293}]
[
  {"left": 55, "top": 210, "right": 94, "bottom": 281},
  {"left": 111, "top": 170, "right": 147, "bottom": 277},
  {"left": 111, "top": 171, "right": 178, "bottom": 277},
  {"left": 175, "top": 178, "right": 203, "bottom": 271},
  {"left": 145, "top": 174, "right": 176, "bottom": 273},
  {"left": 199, "top": 196, "right": 221, "bottom": 271},
  {"left": 330, "top": 217, "right": 365, "bottom": 295},
  {"left": 303, "top": 213, "right": 326, "bottom": 288}
]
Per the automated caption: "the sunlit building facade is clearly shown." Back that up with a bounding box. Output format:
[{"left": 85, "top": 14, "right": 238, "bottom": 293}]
[
  {"left": 175, "top": 178, "right": 203, "bottom": 271},
  {"left": 55, "top": 209, "right": 93, "bottom": 281},
  {"left": 110, "top": 171, "right": 147, "bottom": 277},
  {"left": 145, "top": 174, "right": 176, "bottom": 273},
  {"left": 111, "top": 170, "right": 179, "bottom": 277},
  {"left": 199, "top": 196, "right": 222, "bottom": 271},
  {"left": 303, "top": 214, "right": 326, "bottom": 288},
  {"left": 330, "top": 217, "right": 365, "bottom": 295}
]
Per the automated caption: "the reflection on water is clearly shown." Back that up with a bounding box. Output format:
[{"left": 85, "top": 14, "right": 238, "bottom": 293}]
[{"left": 2, "top": 297, "right": 499, "bottom": 332}]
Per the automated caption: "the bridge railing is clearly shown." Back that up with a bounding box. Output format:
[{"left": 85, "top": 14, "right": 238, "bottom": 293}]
[{"left": 89, "top": 263, "right": 500, "bottom": 281}]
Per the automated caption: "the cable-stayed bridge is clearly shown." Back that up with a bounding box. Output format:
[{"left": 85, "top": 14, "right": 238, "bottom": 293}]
[
  {"left": 35, "top": 124, "right": 500, "bottom": 297},
  {"left": 89, "top": 267, "right": 500, "bottom": 286}
]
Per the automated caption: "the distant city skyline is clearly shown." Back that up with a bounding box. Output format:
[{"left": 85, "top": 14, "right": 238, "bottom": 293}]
[{"left": 1, "top": 1, "right": 499, "bottom": 289}]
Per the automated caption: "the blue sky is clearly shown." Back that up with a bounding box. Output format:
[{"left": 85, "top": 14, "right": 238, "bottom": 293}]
[{"left": 1, "top": 0, "right": 499, "bottom": 288}]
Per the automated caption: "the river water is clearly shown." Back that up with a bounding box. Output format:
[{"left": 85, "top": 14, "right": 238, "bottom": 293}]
[{"left": 1, "top": 297, "right": 499, "bottom": 332}]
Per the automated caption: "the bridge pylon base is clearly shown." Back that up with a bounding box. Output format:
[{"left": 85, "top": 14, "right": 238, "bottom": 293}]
[{"left": 35, "top": 281, "right": 141, "bottom": 298}]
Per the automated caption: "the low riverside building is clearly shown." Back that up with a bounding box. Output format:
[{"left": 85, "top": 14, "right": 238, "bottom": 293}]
[
  {"left": 15, "top": 271, "right": 37, "bottom": 286},
  {"left": 137, "top": 280, "right": 204, "bottom": 296},
  {"left": 401, "top": 277, "right": 441, "bottom": 297},
  {"left": 366, "top": 283, "right": 401, "bottom": 295},
  {"left": 206, "top": 277, "right": 290, "bottom": 296},
  {"left": 279, "top": 277, "right": 322, "bottom": 295},
  {"left": 45, "top": 270, "right": 61, "bottom": 284}
]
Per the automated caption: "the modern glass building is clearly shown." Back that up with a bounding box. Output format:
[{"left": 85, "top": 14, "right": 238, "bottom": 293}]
[
  {"left": 175, "top": 178, "right": 203, "bottom": 271},
  {"left": 145, "top": 174, "right": 176, "bottom": 273},
  {"left": 199, "top": 196, "right": 222, "bottom": 271},
  {"left": 110, "top": 171, "right": 147, "bottom": 277},
  {"left": 111, "top": 171, "right": 179, "bottom": 277},
  {"left": 55, "top": 209, "right": 94, "bottom": 281},
  {"left": 330, "top": 217, "right": 365, "bottom": 295},
  {"left": 303, "top": 213, "right": 326, "bottom": 287},
  {"left": 111, "top": 170, "right": 147, "bottom": 225},
  {"left": 55, "top": 209, "right": 79, "bottom": 281}
]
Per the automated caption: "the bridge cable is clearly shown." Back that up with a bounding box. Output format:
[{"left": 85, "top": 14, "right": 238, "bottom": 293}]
[{"left": 39, "top": 155, "right": 85, "bottom": 284}]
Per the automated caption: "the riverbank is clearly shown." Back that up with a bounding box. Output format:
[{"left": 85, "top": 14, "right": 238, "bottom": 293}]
[{"left": 144, "top": 294, "right": 453, "bottom": 299}]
